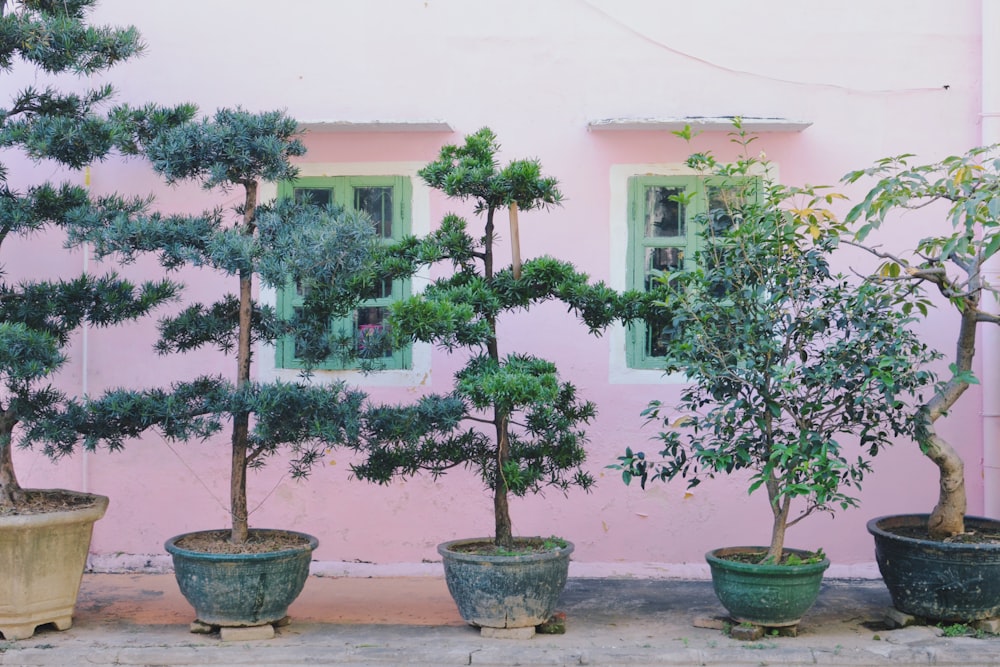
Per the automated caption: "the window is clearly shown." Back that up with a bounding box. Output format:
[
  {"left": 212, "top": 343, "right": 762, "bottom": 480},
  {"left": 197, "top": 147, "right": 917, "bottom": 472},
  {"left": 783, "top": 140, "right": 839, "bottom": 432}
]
[
  {"left": 275, "top": 175, "right": 411, "bottom": 370},
  {"left": 626, "top": 175, "right": 738, "bottom": 369}
]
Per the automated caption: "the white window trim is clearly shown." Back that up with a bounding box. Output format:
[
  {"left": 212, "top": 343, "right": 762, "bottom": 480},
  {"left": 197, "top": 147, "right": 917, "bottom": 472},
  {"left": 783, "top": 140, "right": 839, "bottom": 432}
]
[
  {"left": 258, "top": 161, "right": 432, "bottom": 387},
  {"left": 608, "top": 163, "right": 695, "bottom": 385}
]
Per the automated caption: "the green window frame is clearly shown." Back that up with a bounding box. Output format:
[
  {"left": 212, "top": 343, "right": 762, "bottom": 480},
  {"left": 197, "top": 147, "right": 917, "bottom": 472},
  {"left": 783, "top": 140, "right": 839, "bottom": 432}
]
[
  {"left": 626, "top": 175, "right": 739, "bottom": 370},
  {"left": 276, "top": 175, "right": 412, "bottom": 371}
]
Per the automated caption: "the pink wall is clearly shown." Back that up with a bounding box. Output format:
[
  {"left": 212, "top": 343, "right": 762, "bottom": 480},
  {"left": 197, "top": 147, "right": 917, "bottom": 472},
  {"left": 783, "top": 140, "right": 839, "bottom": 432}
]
[{"left": 11, "top": 0, "right": 988, "bottom": 576}]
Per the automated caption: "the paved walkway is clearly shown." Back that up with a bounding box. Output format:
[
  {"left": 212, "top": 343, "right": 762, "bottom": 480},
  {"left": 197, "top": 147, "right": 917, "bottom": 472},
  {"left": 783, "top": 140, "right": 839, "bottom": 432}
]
[{"left": 1, "top": 574, "right": 998, "bottom": 666}]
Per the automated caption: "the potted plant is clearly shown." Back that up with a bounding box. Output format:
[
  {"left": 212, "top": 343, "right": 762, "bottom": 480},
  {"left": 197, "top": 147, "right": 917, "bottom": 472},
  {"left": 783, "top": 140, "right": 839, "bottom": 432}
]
[
  {"left": 614, "top": 126, "right": 937, "bottom": 628},
  {"left": 844, "top": 146, "right": 1000, "bottom": 621},
  {"left": 349, "top": 128, "right": 637, "bottom": 635},
  {"left": 0, "top": 0, "right": 194, "bottom": 640},
  {"left": 74, "top": 108, "right": 377, "bottom": 631}
]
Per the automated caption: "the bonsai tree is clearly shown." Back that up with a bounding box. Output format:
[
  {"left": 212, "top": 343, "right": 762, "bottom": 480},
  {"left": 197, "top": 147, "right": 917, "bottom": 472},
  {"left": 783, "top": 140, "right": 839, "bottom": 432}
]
[
  {"left": 614, "top": 127, "right": 938, "bottom": 562},
  {"left": 350, "top": 128, "right": 642, "bottom": 550},
  {"left": 0, "top": 0, "right": 195, "bottom": 511},
  {"left": 72, "top": 108, "right": 377, "bottom": 545},
  {"left": 843, "top": 145, "right": 1000, "bottom": 539}
]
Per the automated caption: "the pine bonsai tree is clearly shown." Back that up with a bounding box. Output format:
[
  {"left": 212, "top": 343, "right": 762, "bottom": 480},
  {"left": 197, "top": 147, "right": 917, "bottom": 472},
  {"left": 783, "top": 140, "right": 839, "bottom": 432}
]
[
  {"left": 0, "top": 0, "right": 194, "bottom": 512},
  {"left": 350, "top": 128, "right": 646, "bottom": 550},
  {"left": 72, "top": 108, "right": 377, "bottom": 546}
]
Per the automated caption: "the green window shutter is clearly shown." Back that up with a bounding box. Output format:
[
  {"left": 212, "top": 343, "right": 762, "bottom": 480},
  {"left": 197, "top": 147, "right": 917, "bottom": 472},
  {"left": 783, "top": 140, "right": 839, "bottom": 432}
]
[
  {"left": 625, "top": 175, "right": 699, "bottom": 370},
  {"left": 276, "top": 176, "right": 412, "bottom": 371},
  {"left": 624, "top": 173, "right": 759, "bottom": 370}
]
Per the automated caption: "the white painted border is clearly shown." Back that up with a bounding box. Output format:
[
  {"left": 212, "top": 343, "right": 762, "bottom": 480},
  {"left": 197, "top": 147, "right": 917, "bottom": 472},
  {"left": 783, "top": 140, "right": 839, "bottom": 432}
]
[{"left": 257, "top": 162, "right": 432, "bottom": 388}]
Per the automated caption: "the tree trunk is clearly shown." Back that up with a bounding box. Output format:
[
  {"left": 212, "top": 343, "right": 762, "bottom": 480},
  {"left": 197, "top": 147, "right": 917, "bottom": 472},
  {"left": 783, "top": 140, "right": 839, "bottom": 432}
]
[
  {"left": 920, "top": 303, "right": 977, "bottom": 538},
  {"left": 494, "top": 411, "right": 513, "bottom": 549},
  {"left": 764, "top": 471, "right": 788, "bottom": 563},
  {"left": 921, "top": 417, "right": 967, "bottom": 538},
  {"left": 482, "top": 205, "right": 513, "bottom": 546},
  {"left": 229, "top": 181, "right": 257, "bottom": 545},
  {"left": 0, "top": 430, "right": 24, "bottom": 511}
]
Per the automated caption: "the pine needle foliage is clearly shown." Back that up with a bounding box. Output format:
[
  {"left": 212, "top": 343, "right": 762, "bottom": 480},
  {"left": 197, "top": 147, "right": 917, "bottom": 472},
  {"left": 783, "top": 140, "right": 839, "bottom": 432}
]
[
  {"left": 350, "top": 128, "right": 653, "bottom": 549},
  {"left": 72, "top": 107, "right": 379, "bottom": 545},
  {"left": 0, "top": 0, "right": 195, "bottom": 511}
]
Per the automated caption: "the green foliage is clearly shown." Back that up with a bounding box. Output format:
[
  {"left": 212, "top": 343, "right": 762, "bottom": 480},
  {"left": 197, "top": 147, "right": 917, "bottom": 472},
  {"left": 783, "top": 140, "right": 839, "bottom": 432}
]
[
  {"left": 843, "top": 146, "right": 1000, "bottom": 316},
  {"left": 781, "top": 548, "right": 825, "bottom": 566},
  {"left": 3, "top": 3, "right": 378, "bottom": 532},
  {"left": 350, "top": 129, "right": 630, "bottom": 547},
  {"left": 0, "top": 0, "right": 196, "bottom": 508},
  {"left": 66, "top": 106, "right": 380, "bottom": 542},
  {"left": 842, "top": 145, "right": 1000, "bottom": 535},
  {"left": 417, "top": 127, "right": 561, "bottom": 214},
  {"left": 613, "top": 124, "right": 938, "bottom": 559}
]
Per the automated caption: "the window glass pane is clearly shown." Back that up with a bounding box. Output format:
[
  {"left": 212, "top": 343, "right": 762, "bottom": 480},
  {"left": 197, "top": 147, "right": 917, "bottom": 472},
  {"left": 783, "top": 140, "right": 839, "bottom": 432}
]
[
  {"left": 362, "top": 278, "right": 393, "bottom": 300},
  {"left": 357, "top": 306, "right": 390, "bottom": 358},
  {"left": 706, "top": 183, "right": 745, "bottom": 232},
  {"left": 644, "top": 186, "right": 684, "bottom": 238},
  {"left": 644, "top": 247, "right": 683, "bottom": 290},
  {"left": 354, "top": 186, "right": 393, "bottom": 238},
  {"left": 645, "top": 313, "right": 670, "bottom": 358},
  {"left": 294, "top": 188, "right": 333, "bottom": 207}
]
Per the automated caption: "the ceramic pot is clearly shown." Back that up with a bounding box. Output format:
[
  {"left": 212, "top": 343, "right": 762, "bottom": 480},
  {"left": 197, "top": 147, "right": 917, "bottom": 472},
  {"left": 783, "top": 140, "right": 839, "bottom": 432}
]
[
  {"left": 165, "top": 528, "right": 318, "bottom": 627},
  {"left": 438, "top": 537, "right": 573, "bottom": 629},
  {"left": 0, "top": 490, "right": 109, "bottom": 640},
  {"left": 868, "top": 514, "right": 1000, "bottom": 622},
  {"left": 706, "top": 546, "right": 829, "bottom": 627}
]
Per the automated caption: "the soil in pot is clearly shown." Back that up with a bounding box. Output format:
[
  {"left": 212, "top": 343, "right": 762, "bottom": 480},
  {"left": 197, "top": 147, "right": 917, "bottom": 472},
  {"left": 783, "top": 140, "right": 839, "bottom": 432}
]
[
  {"left": 172, "top": 529, "right": 313, "bottom": 554},
  {"left": 0, "top": 489, "right": 103, "bottom": 517}
]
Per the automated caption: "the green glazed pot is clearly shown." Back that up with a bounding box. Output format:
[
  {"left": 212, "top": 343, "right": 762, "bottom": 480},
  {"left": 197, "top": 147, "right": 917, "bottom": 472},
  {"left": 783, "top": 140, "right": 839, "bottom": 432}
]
[
  {"left": 706, "top": 546, "right": 829, "bottom": 627},
  {"left": 165, "top": 529, "right": 318, "bottom": 627},
  {"left": 868, "top": 514, "right": 1000, "bottom": 622},
  {"left": 438, "top": 537, "right": 573, "bottom": 629}
]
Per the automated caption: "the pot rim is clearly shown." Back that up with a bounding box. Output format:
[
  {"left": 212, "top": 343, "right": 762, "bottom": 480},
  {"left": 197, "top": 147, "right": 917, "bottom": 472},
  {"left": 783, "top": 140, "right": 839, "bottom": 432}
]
[
  {"left": 438, "top": 536, "right": 574, "bottom": 564},
  {"left": 165, "top": 528, "right": 319, "bottom": 561},
  {"left": 0, "top": 489, "right": 109, "bottom": 528},
  {"left": 706, "top": 546, "right": 830, "bottom": 574},
  {"left": 867, "top": 514, "right": 1000, "bottom": 550}
]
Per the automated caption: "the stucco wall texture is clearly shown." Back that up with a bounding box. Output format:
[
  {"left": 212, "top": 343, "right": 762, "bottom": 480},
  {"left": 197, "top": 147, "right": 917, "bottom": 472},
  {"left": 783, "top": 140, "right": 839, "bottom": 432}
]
[{"left": 9, "top": 0, "right": 990, "bottom": 577}]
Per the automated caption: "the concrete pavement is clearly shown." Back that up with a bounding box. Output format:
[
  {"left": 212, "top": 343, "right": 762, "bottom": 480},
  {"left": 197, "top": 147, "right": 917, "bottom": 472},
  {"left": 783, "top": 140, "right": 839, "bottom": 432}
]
[{"left": 1, "top": 573, "right": 998, "bottom": 666}]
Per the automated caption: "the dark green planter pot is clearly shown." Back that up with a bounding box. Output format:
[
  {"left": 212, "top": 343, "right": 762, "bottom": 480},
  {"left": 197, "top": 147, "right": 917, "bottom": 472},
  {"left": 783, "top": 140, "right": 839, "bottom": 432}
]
[
  {"left": 438, "top": 537, "right": 573, "bottom": 629},
  {"left": 868, "top": 514, "right": 1000, "bottom": 622},
  {"left": 706, "top": 547, "right": 830, "bottom": 627},
  {"left": 165, "top": 529, "right": 318, "bottom": 627}
]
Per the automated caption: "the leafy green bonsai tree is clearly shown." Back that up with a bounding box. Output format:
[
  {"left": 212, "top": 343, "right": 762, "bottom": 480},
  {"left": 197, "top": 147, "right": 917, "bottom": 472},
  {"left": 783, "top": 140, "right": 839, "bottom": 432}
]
[
  {"left": 72, "top": 108, "right": 376, "bottom": 546},
  {"left": 0, "top": 0, "right": 195, "bottom": 512},
  {"left": 614, "top": 126, "right": 938, "bottom": 563},
  {"left": 843, "top": 146, "right": 1000, "bottom": 539},
  {"left": 350, "top": 128, "right": 643, "bottom": 550}
]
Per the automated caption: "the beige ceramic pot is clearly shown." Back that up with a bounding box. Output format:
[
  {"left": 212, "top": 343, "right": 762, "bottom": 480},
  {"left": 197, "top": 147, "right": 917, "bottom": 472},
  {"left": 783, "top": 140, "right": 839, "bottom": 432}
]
[{"left": 0, "top": 490, "right": 109, "bottom": 640}]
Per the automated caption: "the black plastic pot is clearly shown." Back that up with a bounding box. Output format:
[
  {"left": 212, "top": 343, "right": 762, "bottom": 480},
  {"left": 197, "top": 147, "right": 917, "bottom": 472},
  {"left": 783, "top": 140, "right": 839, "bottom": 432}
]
[
  {"left": 868, "top": 514, "right": 1000, "bottom": 622},
  {"left": 438, "top": 537, "right": 573, "bottom": 629},
  {"left": 165, "top": 529, "right": 318, "bottom": 627},
  {"left": 706, "top": 546, "right": 830, "bottom": 627}
]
